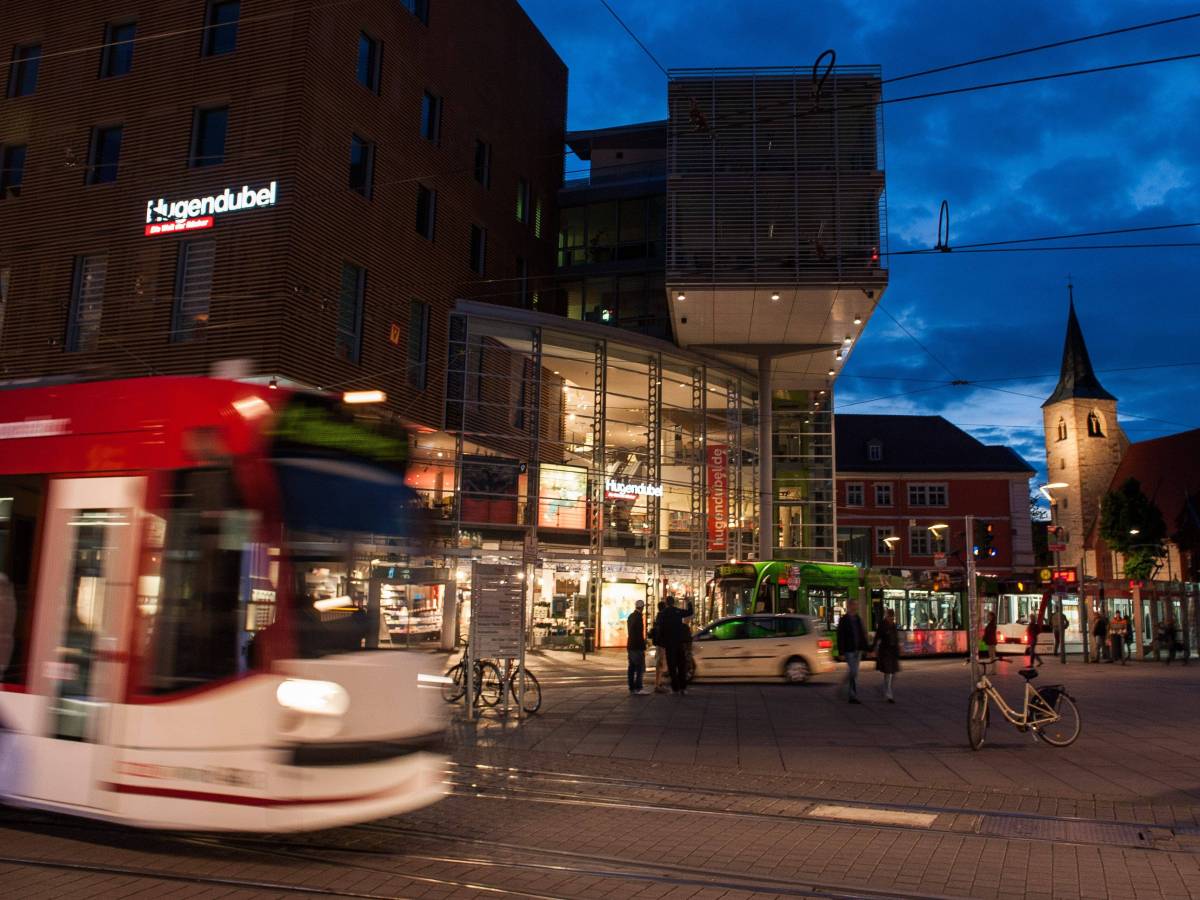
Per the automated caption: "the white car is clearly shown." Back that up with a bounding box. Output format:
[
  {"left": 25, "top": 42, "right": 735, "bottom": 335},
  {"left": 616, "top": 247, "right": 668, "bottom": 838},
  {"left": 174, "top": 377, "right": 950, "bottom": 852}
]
[{"left": 690, "top": 614, "right": 836, "bottom": 683}]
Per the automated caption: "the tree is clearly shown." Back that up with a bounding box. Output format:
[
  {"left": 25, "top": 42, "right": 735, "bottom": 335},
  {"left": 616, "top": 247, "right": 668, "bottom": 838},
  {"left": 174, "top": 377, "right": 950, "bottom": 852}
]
[
  {"left": 1030, "top": 490, "right": 1052, "bottom": 567},
  {"left": 1098, "top": 477, "right": 1167, "bottom": 581}
]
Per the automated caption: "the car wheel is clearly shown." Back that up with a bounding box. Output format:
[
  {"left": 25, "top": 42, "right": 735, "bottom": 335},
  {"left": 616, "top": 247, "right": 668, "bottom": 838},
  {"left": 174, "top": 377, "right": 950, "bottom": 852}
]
[{"left": 784, "top": 656, "right": 810, "bottom": 684}]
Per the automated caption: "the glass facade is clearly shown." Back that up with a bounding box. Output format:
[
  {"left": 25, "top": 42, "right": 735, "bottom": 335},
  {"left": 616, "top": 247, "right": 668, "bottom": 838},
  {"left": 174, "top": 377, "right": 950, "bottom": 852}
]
[{"left": 404, "top": 306, "right": 759, "bottom": 649}]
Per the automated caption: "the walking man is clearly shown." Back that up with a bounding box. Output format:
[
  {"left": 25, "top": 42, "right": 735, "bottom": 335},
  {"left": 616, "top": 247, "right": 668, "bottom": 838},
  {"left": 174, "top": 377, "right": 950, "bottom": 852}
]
[
  {"left": 626, "top": 599, "right": 647, "bottom": 695},
  {"left": 1109, "top": 611, "right": 1126, "bottom": 665},
  {"left": 1052, "top": 610, "right": 1065, "bottom": 656},
  {"left": 659, "top": 595, "right": 694, "bottom": 694},
  {"left": 1092, "top": 611, "right": 1108, "bottom": 663},
  {"left": 837, "top": 600, "right": 869, "bottom": 704}
]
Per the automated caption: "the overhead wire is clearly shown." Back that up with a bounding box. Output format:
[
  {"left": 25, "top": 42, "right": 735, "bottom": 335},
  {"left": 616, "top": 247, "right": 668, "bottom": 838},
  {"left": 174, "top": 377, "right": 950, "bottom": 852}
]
[{"left": 597, "top": 0, "right": 669, "bottom": 77}]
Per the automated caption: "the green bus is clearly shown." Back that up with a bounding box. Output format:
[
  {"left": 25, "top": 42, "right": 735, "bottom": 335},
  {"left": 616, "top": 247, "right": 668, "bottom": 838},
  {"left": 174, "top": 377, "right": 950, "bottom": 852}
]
[{"left": 707, "top": 561, "right": 973, "bottom": 657}]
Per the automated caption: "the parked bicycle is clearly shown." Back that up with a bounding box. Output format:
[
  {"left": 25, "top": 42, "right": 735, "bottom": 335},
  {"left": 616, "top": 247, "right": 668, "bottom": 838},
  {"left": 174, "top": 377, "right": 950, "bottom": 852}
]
[
  {"left": 967, "top": 656, "right": 1080, "bottom": 749},
  {"left": 498, "top": 659, "right": 542, "bottom": 715},
  {"left": 442, "top": 646, "right": 503, "bottom": 707}
]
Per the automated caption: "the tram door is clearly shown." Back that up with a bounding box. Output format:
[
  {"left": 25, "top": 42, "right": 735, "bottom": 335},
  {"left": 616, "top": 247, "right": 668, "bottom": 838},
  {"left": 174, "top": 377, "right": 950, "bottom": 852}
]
[{"left": 22, "top": 476, "right": 141, "bottom": 811}]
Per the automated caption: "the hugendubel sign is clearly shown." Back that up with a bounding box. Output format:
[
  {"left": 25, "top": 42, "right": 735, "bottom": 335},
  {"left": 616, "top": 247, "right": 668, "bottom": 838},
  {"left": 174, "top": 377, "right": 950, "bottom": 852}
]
[
  {"left": 707, "top": 443, "right": 729, "bottom": 552},
  {"left": 144, "top": 180, "right": 279, "bottom": 236}
]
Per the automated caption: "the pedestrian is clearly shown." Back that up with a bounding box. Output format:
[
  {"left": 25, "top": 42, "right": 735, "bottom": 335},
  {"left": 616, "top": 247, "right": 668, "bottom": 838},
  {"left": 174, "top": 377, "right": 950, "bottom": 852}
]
[
  {"left": 1124, "top": 613, "right": 1135, "bottom": 661},
  {"left": 1162, "top": 616, "right": 1187, "bottom": 665},
  {"left": 626, "top": 599, "right": 648, "bottom": 695},
  {"left": 1092, "top": 611, "right": 1108, "bottom": 662},
  {"left": 871, "top": 607, "right": 900, "bottom": 702},
  {"left": 658, "top": 595, "right": 693, "bottom": 695},
  {"left": 651, "top": 601, "right": 668, "bottom": 692},
  {"left": 1052, "top": 610, "right": 1066, "bottom": 656},
  {"left": 980, "top": 610, "right": 998, "bottom": 660},
  {"left": 836, "top": 600, "right": 869, "bottom": 704},
  {"left": 1025, "top": 618, "right": 1044, "bottom": 667},
  {"left": 1109, "top": 611, "right": 1126, "bottom": 665}
]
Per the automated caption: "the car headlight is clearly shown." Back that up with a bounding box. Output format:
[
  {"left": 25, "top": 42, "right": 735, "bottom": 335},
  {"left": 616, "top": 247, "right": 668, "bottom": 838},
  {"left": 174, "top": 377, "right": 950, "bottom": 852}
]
[{"left": 276, "top": 679, "right": 350, "bottom": 717}]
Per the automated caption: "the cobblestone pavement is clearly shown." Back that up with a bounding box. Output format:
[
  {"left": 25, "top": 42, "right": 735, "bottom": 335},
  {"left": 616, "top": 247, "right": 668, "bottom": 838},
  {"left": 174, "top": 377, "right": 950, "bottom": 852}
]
[{"left": 2, "top": 652, "right": 1199, "bottom": 899}]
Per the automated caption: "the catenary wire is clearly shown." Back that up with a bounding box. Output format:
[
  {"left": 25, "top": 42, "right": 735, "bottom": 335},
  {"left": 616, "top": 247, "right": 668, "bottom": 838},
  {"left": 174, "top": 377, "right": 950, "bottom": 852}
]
[{"left": 597, "top": 0, "right": 669, "bottom": 77}]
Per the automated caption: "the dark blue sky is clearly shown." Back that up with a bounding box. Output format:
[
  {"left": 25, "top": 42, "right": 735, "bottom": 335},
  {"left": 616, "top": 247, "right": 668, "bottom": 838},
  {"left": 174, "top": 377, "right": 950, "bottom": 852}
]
[{"left": 520, "top": 0, "right": 1200, "bottom": 482}]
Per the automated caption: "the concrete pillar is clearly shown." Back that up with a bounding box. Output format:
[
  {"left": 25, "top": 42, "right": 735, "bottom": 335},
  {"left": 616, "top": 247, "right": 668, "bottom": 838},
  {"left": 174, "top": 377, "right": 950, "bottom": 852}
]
[
  {"left": 757, "top": 355, "right": 773, "bottom": 564},
  {"left": 440, "top": 580, "right": 458, "bottom": 650}
]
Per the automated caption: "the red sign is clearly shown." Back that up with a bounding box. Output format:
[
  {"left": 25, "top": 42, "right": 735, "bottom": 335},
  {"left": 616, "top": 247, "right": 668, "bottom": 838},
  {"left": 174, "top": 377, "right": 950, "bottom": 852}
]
[
  {"left": 1048, "top": 542, "right": 1067, "bottom": 552},
  {"left": 1051, "top": 568, "right": 1077, "bottom": 584},
  {"left": 707, "top": 444, "right": 729, "bottom": 552},
  {"left": 144, "top": 217, "right": 214, "bottom": 237}
]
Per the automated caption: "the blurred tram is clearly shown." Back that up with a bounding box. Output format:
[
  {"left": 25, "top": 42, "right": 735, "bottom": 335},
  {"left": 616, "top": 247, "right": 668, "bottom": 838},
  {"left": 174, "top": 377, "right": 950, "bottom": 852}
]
[{"left": 0, "top": 377, "right": 447, "bottom": 832}]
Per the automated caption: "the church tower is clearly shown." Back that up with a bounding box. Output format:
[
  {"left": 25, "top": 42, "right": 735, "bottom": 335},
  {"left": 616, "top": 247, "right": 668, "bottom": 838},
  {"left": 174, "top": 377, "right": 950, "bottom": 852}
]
[{"left": 1042, "top": 287, "right": 1128, "bottom": 572}]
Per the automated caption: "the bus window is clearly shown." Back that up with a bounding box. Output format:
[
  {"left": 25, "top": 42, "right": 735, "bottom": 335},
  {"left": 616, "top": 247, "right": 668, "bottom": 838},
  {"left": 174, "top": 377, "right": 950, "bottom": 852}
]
[
  {"left": 0, "top": 475, "right": 42, "bottom": 686},
  {"left": 712, "top": 578, "right": 754, "bottom": 619},
  {"left": 141, "top": 469, "right": 261, "bottom": 695}
]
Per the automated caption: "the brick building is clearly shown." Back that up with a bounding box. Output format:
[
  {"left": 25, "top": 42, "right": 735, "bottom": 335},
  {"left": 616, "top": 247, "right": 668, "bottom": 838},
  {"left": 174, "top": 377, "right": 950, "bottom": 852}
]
[
  {"left": 835, "top": 414, "right": 1035, "bottom": 575},
  {"left": 0, "top": 0, "right": 566, "bottom": 431}
]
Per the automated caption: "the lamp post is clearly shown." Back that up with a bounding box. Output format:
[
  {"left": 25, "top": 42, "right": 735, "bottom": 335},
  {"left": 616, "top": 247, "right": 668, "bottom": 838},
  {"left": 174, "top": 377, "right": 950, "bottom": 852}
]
[{"left": 1040, "top": 482, "right": 1069, "bottom": 664}]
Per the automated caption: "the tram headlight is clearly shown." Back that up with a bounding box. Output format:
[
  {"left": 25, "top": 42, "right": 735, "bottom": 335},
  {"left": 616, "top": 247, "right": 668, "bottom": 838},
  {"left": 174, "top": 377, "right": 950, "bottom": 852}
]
[{"left": 276, "top": 679, "right": 350, "bottom": 717}]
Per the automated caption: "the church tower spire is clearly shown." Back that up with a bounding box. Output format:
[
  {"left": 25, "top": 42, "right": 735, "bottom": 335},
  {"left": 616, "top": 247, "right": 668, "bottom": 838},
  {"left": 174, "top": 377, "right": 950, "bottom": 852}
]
[
  {"left": 1041, "top": 282, "right": 1128, "bottom": 572},
  {"left": 1043, "top": 281, "right": 1116, "bottom": 407}
]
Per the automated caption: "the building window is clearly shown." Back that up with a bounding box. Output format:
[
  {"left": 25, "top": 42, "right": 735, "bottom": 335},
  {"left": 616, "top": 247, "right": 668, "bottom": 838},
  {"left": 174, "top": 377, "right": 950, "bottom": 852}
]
[
  {"left": 100, "top": 22, "right": 136, "bottom": 77},
  {"left": 868, "top": 440, "right": 883, "bottom": 461},
  {"left": 908, "top": 526, "right": 932, "bottom": 556},
  {"left": 469, "top": 225, "right": 486, "bottom": 274},
  {"left": 875, "top": 526, "right": 896, "bottom": 556},
  {"left": 202, "top": 1, "right": 240, "bottom": 57},
  {"left": 473, "top": 139, "right": 491, "bottom": 187},
  {"left": 845, "top": 482, "right": 864, "bottom": 507},
  {"left": 516, "top": 178, "right": 530, "bottom": 224},
  {"left": 336, "top": 263, "right": 365, "bottom": 362},
  {"left": 171, "top": 240, "right": 216, "bottom": 342},
  {"left": 516, "top": 256, "right": 528, "bottom": 307},
  {"left": 420, "top": 91, "right": 441, "bottom": 142},
  {"left": 407, "top": 299, "right": 429, "bottom": 389},
  {"left": 85, "top": 125, "right": 123, "bottom": 184},
  {"left": 0, "top": 145, "right": 26, "bottom": 198},
  {"left": 6, "top": 44, "right": 41, "bottom": 97},
  {"left": 1056, "top": 417, "right": 1067, "bottom": 441},
  {"left": 400, "top": 0, "right": 430, "bottom": 24},
  {"left": 190, "top": 106, "right": 228, "bottom": 167},
  {"left": 908, "top": 483, "right": 947, "bottom": 507},
  {"left": 66, "top": 255, "right": 107, "bottom": 352},
  {"left": 348, "top": 135, "right": 374, "bottom": 197},
  {"left": 1087, "top": 410, "right": 1104, "bottom": 437},
  {"left": 415, "top": 184, "right": 436, "bottom": 240},
  {"left": 874, "top": 483, "right": 892, "bottom": 506},
  {"left": 357, "top": 32, "right": 381, "bottom": 93}
]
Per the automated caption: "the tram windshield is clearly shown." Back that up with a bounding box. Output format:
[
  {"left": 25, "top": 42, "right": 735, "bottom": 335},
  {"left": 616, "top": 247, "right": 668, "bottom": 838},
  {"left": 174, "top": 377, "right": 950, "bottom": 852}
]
[{"left": 712, "top": 578, "right": 755, "bottom": 619}]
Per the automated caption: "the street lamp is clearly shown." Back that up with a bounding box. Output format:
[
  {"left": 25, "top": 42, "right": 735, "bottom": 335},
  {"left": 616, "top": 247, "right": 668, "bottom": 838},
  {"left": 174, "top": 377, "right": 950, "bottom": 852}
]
[
  {"left": 883, "top": 534, "right": 899, "bottom": 568},
  {"left": 1040, "top": 482, "right": 1070, "bottom": 663}
]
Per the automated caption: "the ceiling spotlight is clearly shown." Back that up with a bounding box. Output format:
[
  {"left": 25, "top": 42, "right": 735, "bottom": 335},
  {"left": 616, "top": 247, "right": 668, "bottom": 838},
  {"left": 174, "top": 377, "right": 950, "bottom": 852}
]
[
  {"left": 268, "top": 376, "right": 278, "bottom": 390},
  {"left": 818, "top": 389, "right": 826, "bottom": 395},
  {"left": 828, "top": 368, "right": 836, "bottom": 377},
  {"left": 770, "top": 292, "right": 781, "bottom": 302},
  {"left": 675, "top": 292, "right": 686, "bottom": 302},
  {"left": 853, "top": 314, "right": 862, "bottom": 325},
  {"left": 835, "top": 351, "right": 843, "bottom": 360},
  {"left": 843, "top": 335, "right": 852, "bottom": 344}
]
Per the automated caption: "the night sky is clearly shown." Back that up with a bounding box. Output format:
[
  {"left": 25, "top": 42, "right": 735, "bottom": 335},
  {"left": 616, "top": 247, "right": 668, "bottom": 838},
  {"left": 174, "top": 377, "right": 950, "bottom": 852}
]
[{"left": 520, "top": 1, "right": 1200, "bottom": 483}]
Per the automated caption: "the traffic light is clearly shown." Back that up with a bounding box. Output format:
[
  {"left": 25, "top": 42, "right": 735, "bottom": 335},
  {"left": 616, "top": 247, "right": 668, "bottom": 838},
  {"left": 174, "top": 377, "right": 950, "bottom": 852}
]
[{"left": 973, "top": 520, "right": 997, "bottom": 557}]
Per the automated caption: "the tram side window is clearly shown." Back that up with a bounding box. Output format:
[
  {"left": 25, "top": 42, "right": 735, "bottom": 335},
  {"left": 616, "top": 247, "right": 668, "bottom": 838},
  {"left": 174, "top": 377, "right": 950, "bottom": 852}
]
[
  {"left": 141, "top": 469, "right": 261, "bottom": 695},
  {"left": 0, "top": 475, "right": 43, "bottom": 685}
]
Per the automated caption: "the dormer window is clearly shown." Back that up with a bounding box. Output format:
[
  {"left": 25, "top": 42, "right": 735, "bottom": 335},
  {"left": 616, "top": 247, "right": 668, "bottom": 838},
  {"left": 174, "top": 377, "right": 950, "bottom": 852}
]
[
  {"left": 1056, "top": 418, "right": 1067, "bottom": 441},
  {"left": 1087, "top": 410, "right": 1104, "bottom": 437},
  {"left": 867, "top": 440, "right": 882, "bottom": 462}
]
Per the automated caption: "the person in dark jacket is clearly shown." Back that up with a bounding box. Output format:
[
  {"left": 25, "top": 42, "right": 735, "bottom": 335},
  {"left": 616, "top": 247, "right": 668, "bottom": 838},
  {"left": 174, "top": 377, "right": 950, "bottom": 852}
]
[
  {"left": 1025, "top": 620, "right": 1044, "bottom": 667},
  {"left": 651, "top": 600, "right": 668, "bottom": 692},
  {"left": 656, "top": 595, "right": 693, "bottom": 694},
  {"left": 871, "top": 608, "right": 900, "bottom": 702},
  {"left": 836, "top": 600, "right": 869, "bottom": 704},
  {"left": 1092, "top": 612, "right": 1108, "bottom": 662},
  {"left": 981, "top": 610, "right": 998, "bottom": 660},
  {"left": 626, "top": 599, "right": 648, "bottom": 694},
  {"left": 1124, "top": 614, "right": 1134, "bottom": 661}
]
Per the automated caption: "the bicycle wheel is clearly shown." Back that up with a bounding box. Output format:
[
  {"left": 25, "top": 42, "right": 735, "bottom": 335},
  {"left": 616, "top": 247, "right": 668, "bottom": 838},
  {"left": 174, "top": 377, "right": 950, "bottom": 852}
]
[
  {"left": 967, "top": 689, "right": 989, "bottom": 750},
  {"left": 474, "top": 661, "right": 504, "bottom": 707},
  {"left": 1033, "top": 693, "right": 1080, "bottom": 747},
  {"left": 442, "top": 662, "right": 465, "bottom": 703},
  {"left": 510, "top": 669, "right": 541, "bottom": 714}
]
